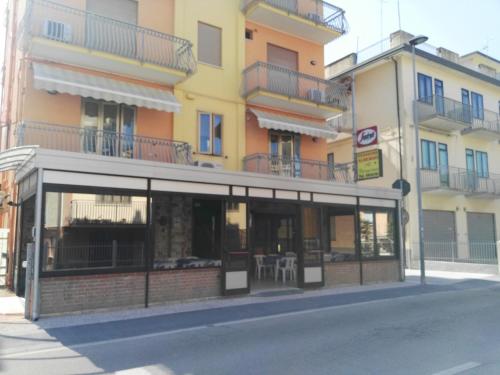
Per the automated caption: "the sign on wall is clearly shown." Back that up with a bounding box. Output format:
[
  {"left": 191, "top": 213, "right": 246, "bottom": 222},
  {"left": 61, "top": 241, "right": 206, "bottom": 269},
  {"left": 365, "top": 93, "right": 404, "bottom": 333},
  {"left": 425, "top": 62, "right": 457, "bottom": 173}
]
[
  {"left": 357, "top": 149, "right": 383, "bottom": 181},
  {"left": 356, "top": 126, "right": 378, "bottom": 148}
]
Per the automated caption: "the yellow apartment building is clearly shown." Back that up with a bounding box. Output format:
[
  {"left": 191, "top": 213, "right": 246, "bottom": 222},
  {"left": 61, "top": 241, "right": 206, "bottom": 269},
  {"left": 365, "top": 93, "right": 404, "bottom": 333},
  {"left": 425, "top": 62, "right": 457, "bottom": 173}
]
[
  {"left": 0, "top": 0, "right": 403, "bottom": 318},
  {"left": 327, "top": 30, "right": 500, "bottom": 273}
]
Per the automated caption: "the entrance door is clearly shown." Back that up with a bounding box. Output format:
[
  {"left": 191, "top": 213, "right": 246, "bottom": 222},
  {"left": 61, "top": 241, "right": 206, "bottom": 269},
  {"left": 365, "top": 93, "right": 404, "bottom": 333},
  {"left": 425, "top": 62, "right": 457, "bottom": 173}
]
[
  {"left": 82, "top": 100, "right": 136, "bottom": 158},
  {"left": 467, "top": 213, "right": 496, "bottom": 263}
]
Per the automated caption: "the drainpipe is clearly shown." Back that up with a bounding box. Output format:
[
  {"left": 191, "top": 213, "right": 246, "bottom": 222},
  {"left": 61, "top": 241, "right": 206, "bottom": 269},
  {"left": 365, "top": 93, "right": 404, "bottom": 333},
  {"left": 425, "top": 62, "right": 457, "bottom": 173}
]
[
  {"left": 351, "top": 71, "right": 357, "bottom": 181},
  {"left": 392, "top": 57, "right": 406, "bottom": 281},
  {"left": 31, "top": 168, "right": 43, "bottom": 321}
]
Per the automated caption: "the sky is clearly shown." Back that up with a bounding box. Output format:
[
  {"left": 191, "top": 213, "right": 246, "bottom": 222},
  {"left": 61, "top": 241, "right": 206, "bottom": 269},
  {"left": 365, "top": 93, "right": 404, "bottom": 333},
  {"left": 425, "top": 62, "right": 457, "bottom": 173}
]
[{"left": 325, "top": 0, "right": 500, "bottom": 65}]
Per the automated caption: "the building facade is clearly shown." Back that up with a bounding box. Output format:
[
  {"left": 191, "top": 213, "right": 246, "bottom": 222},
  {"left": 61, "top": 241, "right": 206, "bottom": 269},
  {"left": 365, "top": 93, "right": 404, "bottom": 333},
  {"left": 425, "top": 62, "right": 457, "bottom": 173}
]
[
  {"left": 0, "top": 0, "right": 402, "bottom": 318},
  {"left": 327, "top": 30, "right": 500, "bottom": 273}
]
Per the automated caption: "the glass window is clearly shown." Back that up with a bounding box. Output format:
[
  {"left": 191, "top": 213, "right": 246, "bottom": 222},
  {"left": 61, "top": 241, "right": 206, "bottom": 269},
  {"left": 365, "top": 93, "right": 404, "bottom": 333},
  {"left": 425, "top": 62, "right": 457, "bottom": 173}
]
[
  {"left": 328, "top": 207, "right": 356, "bottom": 262},
  {"left": 476, "top": 151, "right": 489, "bottom": 178},
  {"left": 42, "top": 191, "right": 147, "bottom": 272},
  {"left": 213, "top": 114, "right": 223, "bottom": 156},
  {"left": 198, "top": 22, "right": 222, "bottom": 67},
  {"left": 462, "top": 89, "right": 471, "bottom": 123},
  {"left": 417, "top": 73, "right": 433, "bottom": 103},
  {"left": 471, "top": 92, "right": 484, "bottom": 120},
  {"left": 302, "top": 207, "right": 321, "bottom": 250},
  {"left": 421, "top": 139, "right": 437, "bottom": 170},
  {"left": 198, "top": 113, "right": 223, "bottom": 155},
  {"left": 199, "top": 113, "right": 211, "bottom": 153},
  {"left": 225, "top": 202, "right": 247, "bottom": 252},
  {"left": 360, "top": 209, "right": 397, "bottom": 258}
]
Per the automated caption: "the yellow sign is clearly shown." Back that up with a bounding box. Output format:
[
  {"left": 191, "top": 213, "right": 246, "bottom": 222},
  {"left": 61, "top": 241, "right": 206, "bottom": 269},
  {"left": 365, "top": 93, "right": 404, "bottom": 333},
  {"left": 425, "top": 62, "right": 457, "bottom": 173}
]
[{"left": 357, "top": 149, "right": 383, "bottom": 181}]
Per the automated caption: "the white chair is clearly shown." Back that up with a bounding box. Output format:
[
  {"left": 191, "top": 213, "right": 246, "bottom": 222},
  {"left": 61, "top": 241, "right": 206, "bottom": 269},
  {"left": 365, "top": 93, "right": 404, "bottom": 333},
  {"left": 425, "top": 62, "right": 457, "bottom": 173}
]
[
  {"left": 275, "top": 257, "right": 296, "bottom": 284},
  {"left": 254, "top": 255, "right": 268, "bottom": 280}
]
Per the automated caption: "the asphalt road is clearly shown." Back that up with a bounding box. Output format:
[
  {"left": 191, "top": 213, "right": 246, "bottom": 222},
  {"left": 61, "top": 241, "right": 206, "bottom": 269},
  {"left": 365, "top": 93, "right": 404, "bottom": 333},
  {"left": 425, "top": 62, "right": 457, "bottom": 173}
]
[{"left": 1, "top": 278, "right": 500, "bottom": 375}]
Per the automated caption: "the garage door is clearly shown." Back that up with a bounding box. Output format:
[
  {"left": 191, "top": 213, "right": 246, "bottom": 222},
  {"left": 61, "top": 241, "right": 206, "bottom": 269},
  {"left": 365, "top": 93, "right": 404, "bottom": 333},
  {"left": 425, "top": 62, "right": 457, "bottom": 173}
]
[
  {"left": 467, "top": 213, "right": 496, "bottom": 263},
  {"left": 423, "top": 210, "right": 456, "bottom": 261}
]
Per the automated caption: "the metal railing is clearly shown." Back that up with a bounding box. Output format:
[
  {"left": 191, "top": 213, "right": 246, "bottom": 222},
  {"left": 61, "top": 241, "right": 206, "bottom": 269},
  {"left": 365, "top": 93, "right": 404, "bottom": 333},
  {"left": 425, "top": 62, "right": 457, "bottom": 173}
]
[
  {"left": 243, "top": 62, "right": 349, "bottom": 109},
  {"left": 421, "top": 241, "right": 497, "bottom": 265},
  {"left": 243, "top": 153, "right": 354, "bottom": 183},
  {"left": 70, "top": 200, "right": 147, "bottom": 225},
  {"left": 421, "top": 165, "right": 500, "bottom": 197},
  {"left": 45, "top": 242, "right": 145, "bottom": 270},
  {"left": 416, "top": 95, "right": 500, "bottom": 134},
  {"left": 241, "top": 0, "right": 347, "bottom": 34},
  {"left": 14, "top": 122, "right": 193, "bottom": 165},
  {"left": 23, "top": 0, "right": 196, "bottom": 74}
]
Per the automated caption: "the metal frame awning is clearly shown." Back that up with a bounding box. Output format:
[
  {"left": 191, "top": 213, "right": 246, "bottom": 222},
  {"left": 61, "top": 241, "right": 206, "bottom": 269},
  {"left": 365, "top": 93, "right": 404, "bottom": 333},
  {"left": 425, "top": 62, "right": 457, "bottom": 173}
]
[
  {"left": 249, "top": 109, "right": 337, "bottom": 139},
  {"left": 33, "top": 63, "right": 181, "bottom": 113}
]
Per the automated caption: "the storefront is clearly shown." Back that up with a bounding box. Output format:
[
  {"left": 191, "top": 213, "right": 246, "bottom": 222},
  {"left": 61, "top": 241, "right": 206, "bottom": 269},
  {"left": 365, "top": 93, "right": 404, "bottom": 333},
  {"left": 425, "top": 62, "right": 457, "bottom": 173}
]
[{"left": 7, "top": 148, "right": 401, "bottom": 318}]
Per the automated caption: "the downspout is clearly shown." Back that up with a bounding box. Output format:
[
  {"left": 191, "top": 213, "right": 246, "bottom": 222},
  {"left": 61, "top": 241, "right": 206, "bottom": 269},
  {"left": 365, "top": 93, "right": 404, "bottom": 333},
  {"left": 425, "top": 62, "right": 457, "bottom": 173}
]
[
  {"left": 351, "top": 71, "right": 357, "bottom": 181},
  {"left": 392, "top": 57, "right": 406, "bottom": 280},
  {"left": 3, "top": 0, "right": 18, "bottom": 149},
  {"left": 31, "top": 167, "right": 43, "bottom": 320}
]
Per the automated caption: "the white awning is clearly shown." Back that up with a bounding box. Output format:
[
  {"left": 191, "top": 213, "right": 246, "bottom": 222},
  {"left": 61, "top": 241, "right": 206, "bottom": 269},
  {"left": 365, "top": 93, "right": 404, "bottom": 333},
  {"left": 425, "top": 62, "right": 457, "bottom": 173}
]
[
  {"left": 0, "top": 146, "right": 37, "bottom": 172},
  {"left": 33, "top": 63, "right": 181, "bottom": 113},
  {"left": 249, "top": 109, "right": 337, "bottom": 139}
]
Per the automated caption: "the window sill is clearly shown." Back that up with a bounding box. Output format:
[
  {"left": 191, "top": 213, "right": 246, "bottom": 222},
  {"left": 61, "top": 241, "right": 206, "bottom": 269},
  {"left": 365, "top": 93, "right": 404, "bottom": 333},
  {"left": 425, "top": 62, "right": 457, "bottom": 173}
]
[{"left": 198, "top": 61, "right": 223, "bottom": 70}]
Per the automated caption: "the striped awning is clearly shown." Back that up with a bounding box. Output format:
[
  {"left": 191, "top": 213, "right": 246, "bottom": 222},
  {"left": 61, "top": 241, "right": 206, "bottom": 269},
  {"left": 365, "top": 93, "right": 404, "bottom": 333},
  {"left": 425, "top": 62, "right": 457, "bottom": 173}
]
[
  {"left": 33, "top": 63, "right": 181, "bottom": 113},
  {"left": 249, "top": 109, "right": 337, "bottom": 139}
]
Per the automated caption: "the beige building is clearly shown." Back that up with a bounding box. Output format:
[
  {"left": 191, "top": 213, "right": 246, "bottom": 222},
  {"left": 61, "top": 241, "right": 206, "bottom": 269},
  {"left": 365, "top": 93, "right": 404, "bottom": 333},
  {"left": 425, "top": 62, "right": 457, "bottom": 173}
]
[{"left": 327, "top": 30, "right": 500, "bottom": 272}]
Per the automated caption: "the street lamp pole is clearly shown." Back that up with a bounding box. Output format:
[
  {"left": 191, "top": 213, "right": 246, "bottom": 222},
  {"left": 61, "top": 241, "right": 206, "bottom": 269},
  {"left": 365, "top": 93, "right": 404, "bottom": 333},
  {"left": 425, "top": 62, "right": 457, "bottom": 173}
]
[{"left": 410, "top": 35, "right": 428, "bottom": 285}]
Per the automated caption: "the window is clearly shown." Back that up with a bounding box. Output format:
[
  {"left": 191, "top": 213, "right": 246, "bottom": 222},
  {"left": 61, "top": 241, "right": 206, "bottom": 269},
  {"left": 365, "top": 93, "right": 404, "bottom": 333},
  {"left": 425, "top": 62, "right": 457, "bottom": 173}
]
[
  {"left": 476, "top": 151, "right": 489, "bottom": 178},
  {"left": 225, "top": 202, "right": 247, "bottom": 252},
  {"left": 360, "top": 209, "right": 396, "bottom": 258},
  {"left": 462, "top": 89, "right": 471, "bottom": 123},
  {"left": 328, "top": 207, "right": 356, "bottom": 262},
  {"left": 245, "top": 28, "right": 253, "bottom": 40},
  {"left": 198, "top": 22, "right": 222, "bottom": 67},
  {"left": 466, "top": 149, "right": 475, "bottom": 172},
  {"left": 421, "top": 139, "right": 437, "bottom": 170},
  {"left": 471, "top": 92, "right": 484, "bottom": 120},
  {"left": 198, "top": 112, "right": 223, "bottom": 155},
  {"left": 43, "top": 191, "right": 147, "bottom": 272},
  {"left": 417, "top": 73, "right": 433, "bottom": 103},
  {"left": 434, "top": 79, "right": 444, "bottom": 115}
]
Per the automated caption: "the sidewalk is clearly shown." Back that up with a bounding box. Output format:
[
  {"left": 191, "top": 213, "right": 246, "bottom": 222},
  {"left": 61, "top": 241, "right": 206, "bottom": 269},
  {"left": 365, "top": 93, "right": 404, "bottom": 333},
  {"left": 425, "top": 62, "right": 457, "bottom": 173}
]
[{"left": 0, "top": 288, "right": 24, "bottom": 316}]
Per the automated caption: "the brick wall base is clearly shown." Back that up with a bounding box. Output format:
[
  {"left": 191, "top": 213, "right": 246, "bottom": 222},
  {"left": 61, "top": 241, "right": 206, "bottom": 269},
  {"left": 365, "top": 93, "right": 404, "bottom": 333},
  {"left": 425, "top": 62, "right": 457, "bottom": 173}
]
[
  {"left": 324, "top": 262, "right": 361, "bottom": 287},
  {"left": 40, "top": 272, "right": 146, "bottom": 315},
  {"left": 149, "top": 268, "right": 221, "bottom": 304},
  {"left": 362, "top": 260, "right": 400, "bottom": 284}
]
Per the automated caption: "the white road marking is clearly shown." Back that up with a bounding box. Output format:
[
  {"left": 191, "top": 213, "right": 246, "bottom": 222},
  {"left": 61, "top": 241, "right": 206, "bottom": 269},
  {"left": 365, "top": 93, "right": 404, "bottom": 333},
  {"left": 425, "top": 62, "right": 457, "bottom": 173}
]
[{"left": 432, "top": 362, "right": 481, "bottom": 375}]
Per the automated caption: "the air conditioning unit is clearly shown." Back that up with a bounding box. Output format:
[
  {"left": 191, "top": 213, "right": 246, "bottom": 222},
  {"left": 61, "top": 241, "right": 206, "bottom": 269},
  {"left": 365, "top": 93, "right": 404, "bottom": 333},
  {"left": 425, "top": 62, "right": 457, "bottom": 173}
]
[
  {"left": 43, "top": 20, "right": 72, "bottom": 42},
  {"left": 307, "top": 12, "right": 322, "bottom": 23},
  {"left": 194, "top": 161, "right": 224, "bottom": 170},
  {"left": 307, "top": 88, "right": 325, "bottom": 103}
]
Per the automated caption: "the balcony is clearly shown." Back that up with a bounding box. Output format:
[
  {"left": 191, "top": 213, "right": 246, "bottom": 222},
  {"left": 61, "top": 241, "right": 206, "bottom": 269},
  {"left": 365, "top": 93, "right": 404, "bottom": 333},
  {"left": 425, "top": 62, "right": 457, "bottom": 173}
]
[
  {"left": 241, "top": 0, "right": 347, "bottom": 44},
  {"left": 243, "top": 153, "right": 354, "bottom": 183},
  {"left": 243, "top": 62, "right": 348, "bottom": 118},
  {"left": 21, "top": 0, "right": 196, "bottom": 85},
  {"left": 416, "top": 96, "right": 472, "bottom": 133},
  {"left": 421, "top": 166, "right": 500, "bottom": 198},
  {"left": 14, "top": 122, "right": 193, "bottom": 165},
  {"left": 461, "top": 110, "right": 500, "bottom": 140}
]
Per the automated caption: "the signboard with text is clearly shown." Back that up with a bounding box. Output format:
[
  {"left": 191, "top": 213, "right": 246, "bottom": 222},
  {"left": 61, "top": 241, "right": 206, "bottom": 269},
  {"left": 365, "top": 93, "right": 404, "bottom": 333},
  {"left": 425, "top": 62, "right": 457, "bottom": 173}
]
[
  {"left": 356, "top": 126, "right": 378, "bottom": 148},
  {"left": 357, "top": 149, "right": 383, "bottom": 181}
]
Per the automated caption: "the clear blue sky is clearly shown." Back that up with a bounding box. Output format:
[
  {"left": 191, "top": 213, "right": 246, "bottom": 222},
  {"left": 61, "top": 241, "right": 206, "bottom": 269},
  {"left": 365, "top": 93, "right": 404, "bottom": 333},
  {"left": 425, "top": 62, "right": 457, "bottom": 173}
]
[{"left": 325, "top": 0, "right": 500, "bottom": 65}]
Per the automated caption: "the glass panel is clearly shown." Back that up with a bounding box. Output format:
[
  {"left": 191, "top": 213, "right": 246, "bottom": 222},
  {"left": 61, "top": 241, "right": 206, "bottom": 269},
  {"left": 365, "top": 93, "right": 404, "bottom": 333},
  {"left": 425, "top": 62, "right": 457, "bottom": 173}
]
[
  {"left": 360, "top": 211, "right": 375, "bottom": 258},
  {"left": 472, "top": 92, "right": 484, "bottom": 120},
  {"left": 225, "top": 202, "right": 247, "bottom": 252},
  {"left": 199, "top": 113, "right": 211, "bottom": 153},
  {"left": 302, "top": 207, "right": 321, "bottom": 251},
  {"left": 376, "top": 211, "right": 395, "bottom": 257},
  {"left": 82, "top": 100, "right": 99, "bottom": 153},
  {"left": 121, "top": 106, "right": 135, "bottom": 158},
  {"left": 42, "top": 191, "right": 146, "bottom": 272},
  {"left": 328, "top": 208, "right": 356, "bottom": 262},
  {"left": 435, "top": 80, "right": 444, "bottom": 115},
  {"left": 438, "top": 144, "right": 449, "bottom": 186},
  {"left": 213, "top": 114, "right": 222, "bottom": 156},
  {"left": 102, "top": 104, "right": 118, "bottom": 156},
  {"left": 462, "top": 89, "right": 471, "bottom": 123}
]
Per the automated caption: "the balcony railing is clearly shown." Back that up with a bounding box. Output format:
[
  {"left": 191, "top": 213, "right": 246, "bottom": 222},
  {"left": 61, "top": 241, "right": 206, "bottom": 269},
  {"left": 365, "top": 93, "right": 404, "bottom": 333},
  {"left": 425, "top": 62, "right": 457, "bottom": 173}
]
[
  {"left": 23, "top": 0, "right": 196, "bottom": 74},
  {"left": 243, "top": 62, "right": 349, "bottom": 109},
  {"left": 416, "top": 96, "right": 500, "bottom": 134},
  {"left": 14, "top": 122, "right": 193, "bottom": 165},
  {"left": 242, "top": 0, "right": 347, "bottom": 34},
  {"left": 70, "top": 200, "right": 147, "bottom": 225},
  {"left": 243, "top": 153, "right": 354, "bottom": 183},
  {"left": 421, "top": 165, "right": 500, "bottom": 197}
]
